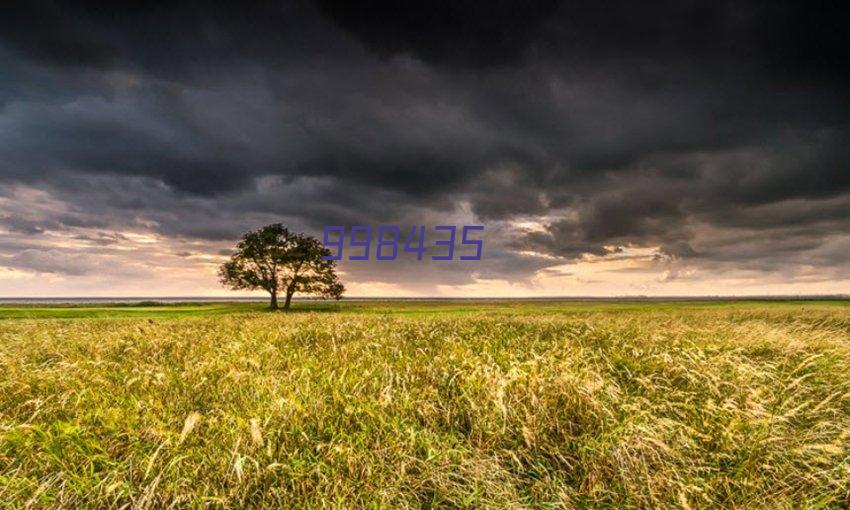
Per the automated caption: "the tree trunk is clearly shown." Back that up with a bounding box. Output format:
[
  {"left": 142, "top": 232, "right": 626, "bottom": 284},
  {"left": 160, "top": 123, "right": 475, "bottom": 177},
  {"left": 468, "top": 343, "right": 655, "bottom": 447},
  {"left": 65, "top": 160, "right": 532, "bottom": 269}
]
[
  {"left": 269, "top": 291, "right": 278, "bottom": 309},
  {"left": 283, "top": 291, "right": 294, "bottom": 310}
]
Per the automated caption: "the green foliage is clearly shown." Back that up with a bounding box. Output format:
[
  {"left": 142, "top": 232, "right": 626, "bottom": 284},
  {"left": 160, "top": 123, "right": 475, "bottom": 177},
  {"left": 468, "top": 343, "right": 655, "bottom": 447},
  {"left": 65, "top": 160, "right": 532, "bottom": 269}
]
[
  {"left": 219, "top": 224, "right": 344, "bottom": 308},
  {"left": 1, "top": 303, "right": 849, "bottom": 507}
]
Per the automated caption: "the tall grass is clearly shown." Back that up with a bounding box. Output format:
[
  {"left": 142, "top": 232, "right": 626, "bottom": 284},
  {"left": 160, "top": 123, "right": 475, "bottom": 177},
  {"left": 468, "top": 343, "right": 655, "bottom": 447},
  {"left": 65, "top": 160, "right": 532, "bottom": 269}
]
[{"left": 1, "top": 307, "right": 849, "bottom": 507}]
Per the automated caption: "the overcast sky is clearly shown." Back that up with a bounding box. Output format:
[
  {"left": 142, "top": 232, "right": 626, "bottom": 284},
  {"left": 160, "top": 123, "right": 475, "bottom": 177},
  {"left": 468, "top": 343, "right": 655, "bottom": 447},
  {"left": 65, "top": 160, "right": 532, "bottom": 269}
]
[{"left": 1, "top": 1, "right": 848, "bottom": 297}]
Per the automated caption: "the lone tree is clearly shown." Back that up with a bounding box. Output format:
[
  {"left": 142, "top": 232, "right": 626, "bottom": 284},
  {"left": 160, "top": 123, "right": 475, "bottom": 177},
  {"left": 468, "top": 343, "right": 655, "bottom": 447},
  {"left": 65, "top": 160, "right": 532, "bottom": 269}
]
[{"left": 219, "top": 224, "right": 344, "bottom": 309}]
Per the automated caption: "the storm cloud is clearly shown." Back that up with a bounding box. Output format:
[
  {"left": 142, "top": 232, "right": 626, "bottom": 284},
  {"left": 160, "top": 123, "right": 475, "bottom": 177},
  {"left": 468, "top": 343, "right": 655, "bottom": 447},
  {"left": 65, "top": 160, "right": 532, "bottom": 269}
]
[{"left": 0, "top": 1, "right": 848, "bottom": 296}]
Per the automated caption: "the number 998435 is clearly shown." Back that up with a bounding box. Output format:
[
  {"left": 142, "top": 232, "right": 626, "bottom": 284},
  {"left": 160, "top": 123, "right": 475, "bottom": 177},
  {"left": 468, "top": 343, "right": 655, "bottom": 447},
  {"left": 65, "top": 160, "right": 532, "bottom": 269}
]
[{"left": 322, "top": 226, "right": 484, "bottom": 261}]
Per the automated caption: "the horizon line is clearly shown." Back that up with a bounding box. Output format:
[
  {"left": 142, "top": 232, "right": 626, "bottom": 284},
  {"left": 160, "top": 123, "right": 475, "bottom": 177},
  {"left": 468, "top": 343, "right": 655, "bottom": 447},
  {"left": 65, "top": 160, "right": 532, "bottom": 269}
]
[{"left": 0, "top": 295, "right": 848, "bottom": 302}]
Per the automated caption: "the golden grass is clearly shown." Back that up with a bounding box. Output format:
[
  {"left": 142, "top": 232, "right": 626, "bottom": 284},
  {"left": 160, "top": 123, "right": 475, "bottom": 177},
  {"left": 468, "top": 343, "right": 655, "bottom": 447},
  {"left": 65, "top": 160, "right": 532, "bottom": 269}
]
[{"left": 1, "top": 307, "right": 849, "bottom": 508}]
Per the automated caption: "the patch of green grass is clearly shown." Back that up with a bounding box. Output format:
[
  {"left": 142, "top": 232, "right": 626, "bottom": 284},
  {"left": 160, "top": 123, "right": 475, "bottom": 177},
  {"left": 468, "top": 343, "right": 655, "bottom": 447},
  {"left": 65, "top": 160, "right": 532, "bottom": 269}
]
[
  {"left": 1, "top": 299, "right": 847, "bottom": 319},
  {"left": 0, "top": 302, "right": 265, "bottom": 319},
  {"left": 1, "top": 303, "right": 849, "bottom": 507}
]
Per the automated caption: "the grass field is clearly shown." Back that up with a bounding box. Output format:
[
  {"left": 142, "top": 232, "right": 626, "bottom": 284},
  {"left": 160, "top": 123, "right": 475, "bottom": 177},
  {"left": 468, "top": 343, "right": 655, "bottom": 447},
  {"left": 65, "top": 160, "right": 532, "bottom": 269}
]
[{"left": 1, "top": 301, "right": 849, "bottom": 508}]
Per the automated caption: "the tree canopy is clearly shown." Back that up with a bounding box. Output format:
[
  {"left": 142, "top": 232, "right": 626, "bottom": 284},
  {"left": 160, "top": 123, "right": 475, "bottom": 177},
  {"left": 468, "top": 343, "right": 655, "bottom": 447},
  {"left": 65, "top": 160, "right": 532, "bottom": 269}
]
[{"left": 219, "top": 224, "right": 344, "bottom": 309}]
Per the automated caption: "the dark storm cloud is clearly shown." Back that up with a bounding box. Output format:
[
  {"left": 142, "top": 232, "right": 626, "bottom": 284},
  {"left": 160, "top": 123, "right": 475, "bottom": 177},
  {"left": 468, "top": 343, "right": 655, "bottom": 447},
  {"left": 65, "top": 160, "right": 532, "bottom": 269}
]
[
  {"left": 0, "top": 0, "right": 849, "bottom": 290},
  {"left": 0, "top": 216, "right": 55, "bottom": 235},
  {"left": 316, "top": 0, "right": 560, "bottom": 68}
]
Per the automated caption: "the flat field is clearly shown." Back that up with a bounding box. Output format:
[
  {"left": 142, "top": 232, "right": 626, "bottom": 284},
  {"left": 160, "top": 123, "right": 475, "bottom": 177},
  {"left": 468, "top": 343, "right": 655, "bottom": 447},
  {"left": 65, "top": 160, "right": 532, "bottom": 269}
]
[{"left": 1, "top": 300, "right": 849, "bottom": 508}]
